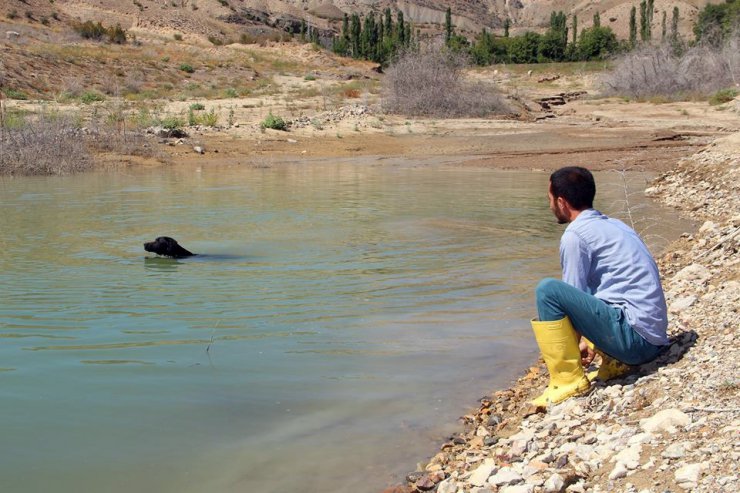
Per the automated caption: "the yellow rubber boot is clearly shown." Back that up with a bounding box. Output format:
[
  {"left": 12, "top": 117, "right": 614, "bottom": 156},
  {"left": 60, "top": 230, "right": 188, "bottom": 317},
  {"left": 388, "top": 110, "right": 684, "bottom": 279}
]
[
  {"left": 582, "top": 338, "right": 632, "bottom": 382},
  {"left": 531, "top": 317, "right": 591, "bottom": 407}
]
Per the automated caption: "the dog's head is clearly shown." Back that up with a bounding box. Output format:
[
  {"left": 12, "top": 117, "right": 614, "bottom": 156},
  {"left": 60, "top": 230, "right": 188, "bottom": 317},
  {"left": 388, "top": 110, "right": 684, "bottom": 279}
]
[{"left": 144, "top": 236, "right": 194, "bottom": 258}]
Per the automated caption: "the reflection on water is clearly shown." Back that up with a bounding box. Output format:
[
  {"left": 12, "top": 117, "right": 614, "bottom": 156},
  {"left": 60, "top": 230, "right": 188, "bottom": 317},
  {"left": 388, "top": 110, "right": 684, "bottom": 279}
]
[{"left": 0, "top": 163, "right": 689, "bottom": 493}]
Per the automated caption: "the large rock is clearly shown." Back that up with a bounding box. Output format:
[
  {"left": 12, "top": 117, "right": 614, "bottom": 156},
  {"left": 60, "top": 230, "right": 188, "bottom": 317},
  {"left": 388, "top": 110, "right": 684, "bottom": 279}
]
[
  {"left": 488, "top": 467, "right": 523, "bottom": 487},
  {"left": 675, "top": 463, "right": 706, "bottom": 489},
  {"left": 672, "top": 264, "right": 711, "bottom": 284},
  {"left": 469, "top": 460, "right": 497, "bottom": 487}
]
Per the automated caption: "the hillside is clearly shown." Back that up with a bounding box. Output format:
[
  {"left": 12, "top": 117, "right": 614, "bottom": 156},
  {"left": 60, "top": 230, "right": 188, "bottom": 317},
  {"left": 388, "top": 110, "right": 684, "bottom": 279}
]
[{"left": 0, "top": 0, "right": 720, "bottom": 45}]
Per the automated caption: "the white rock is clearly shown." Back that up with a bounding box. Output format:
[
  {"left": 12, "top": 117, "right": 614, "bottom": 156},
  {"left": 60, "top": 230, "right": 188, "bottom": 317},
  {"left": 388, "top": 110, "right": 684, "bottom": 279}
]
[
  {"left": 675, "top": 463, "right": 705, "bottom": 488},
  {"left": 488, "top": 467, "right": 523, "bottom": 486},
  {"left": 436, "top": 478, "right": 458, "bottom": 493},
  {"left": 193, "top": 146, "right": 205, "bottom": 154},
  {"left": 628, "top": 432, "right": 654, "bottom": 445},
  {"left": 640, "top": 409, "right": 691, "bottom": 433},
  {"left": 614, "top": 444, "right": 642, "bottom": 469},
  {"left": 672, "top": 264, "right": 711, "bottom": 283},
  {"left": 669, "top": 295, "right": 697, "bottom": 313},
  {"left": 469, "top": 460, "right": 497, "bottom": 487},
  {"left": 500, "top": 485, "right": 534, "bottom": 493},
  {"left": 663, "top": 442, "right": 687, "bottom": 459},
  {"left": 609, "top": 462, "right": 629, "bottom": 480},
  {"left": 543, "top": 473, "right": 565, "bottom": 493}
]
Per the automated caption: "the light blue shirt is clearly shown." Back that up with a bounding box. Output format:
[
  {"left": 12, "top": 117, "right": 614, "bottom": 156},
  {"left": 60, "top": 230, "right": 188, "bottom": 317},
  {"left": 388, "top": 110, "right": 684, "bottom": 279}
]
[{"left": 560, "top": 209, "right": 669, "bottom": 346}]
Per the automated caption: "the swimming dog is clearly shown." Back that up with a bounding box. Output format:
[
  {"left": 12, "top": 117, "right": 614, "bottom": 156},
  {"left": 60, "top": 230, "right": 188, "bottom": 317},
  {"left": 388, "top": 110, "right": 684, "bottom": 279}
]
[{"left": 144, "top": 237, "right": 195, "bottom": 258}]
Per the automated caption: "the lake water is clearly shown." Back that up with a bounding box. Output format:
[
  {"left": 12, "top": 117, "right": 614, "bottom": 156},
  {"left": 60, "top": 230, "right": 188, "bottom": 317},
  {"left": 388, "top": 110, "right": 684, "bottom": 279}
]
[{"left": 0, "top": 160, "right": 687, "bottom": 492}]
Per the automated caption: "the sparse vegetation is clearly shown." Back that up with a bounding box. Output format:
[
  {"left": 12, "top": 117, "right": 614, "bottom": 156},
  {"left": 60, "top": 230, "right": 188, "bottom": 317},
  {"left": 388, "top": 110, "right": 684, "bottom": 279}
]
[
  {"left": 0, "top": 106, "right": 93, "bottom": 175},
  {"left": 709, "top": 88, "right": 739, "bottom": 105},
  {"left": 73, "top": 20, "right": 128, "bottom": 44},
  {"left": 260, "top": 112, "right": 287, "bottom": 131},
  {"left": 601, "top": 34, "right": 740, "bottom": 100},
  {"left": 3, "top": 89, "right": 28, "bottom": 100},
  {"left": 179, "top": 63, "right": 195, "bottom": 73},
  {"left": 382, "top": 44, "right": 509, "bottom": 118},
  {"left": 79, "top": 91, "right": 106, "bottom": 104}
]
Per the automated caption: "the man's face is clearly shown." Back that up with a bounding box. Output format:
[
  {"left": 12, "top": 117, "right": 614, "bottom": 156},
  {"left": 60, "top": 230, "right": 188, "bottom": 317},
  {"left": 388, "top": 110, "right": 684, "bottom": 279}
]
[{"left": 548, "top": 186, "right": 570, "bottom": 224}]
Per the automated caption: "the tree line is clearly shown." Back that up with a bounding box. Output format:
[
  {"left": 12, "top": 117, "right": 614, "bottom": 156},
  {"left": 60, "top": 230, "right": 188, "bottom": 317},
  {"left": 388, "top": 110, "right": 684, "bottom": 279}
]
[
  {"left": 324, "top": 1, "right": 738, "bottom": 66},
  {"left": 331, "top": 8, "right": 415, "bottom": 65}
]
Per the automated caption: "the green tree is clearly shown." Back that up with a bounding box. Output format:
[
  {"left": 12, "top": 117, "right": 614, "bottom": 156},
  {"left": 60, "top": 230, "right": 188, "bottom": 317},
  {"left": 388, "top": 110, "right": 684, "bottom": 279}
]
[
  {"left": 572, "top": 14, "right": 578, "bottom": 44},
  {"left": 661, "top": 10, "right": 667, "bottom": 40},
  {"left": 508, "top": 31, "right": 541, "bottom": 63},
  {"left": 445, "top": 7, "right": 453, "bottom": 43},
  {"left": 350, "top": 13, "right": 361, "bottom": 57},
  {"left": 629, "top": 6, "right": 637, "bottom": 47},
  {"left": 577, "top": 25, "right": 618, "bottom": 60},
  {"left": 397, "top": 10, "right": 405, "bottom": 46},
  {"left": 640, "top": 0, "right": 649, "bottom": 41},
  {"left": 671, "top": 6, "right": 679, "bottom": 42},
  {"left": 504, "top": 17, "right": 510, "bottom": 37},
  {"left": 471, "top": 28, "right": 494, "bottom": 65},
  {"left": 593, "top": 12, "right": 601, "bottom": 27},
  {"left": 694, "top": 0, "right": 740, "bottom": 45}
]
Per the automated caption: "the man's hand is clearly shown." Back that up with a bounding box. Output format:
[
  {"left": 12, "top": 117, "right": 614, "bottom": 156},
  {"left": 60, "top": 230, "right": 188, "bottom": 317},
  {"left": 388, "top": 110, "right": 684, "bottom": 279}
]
[{"left": 579, "top": 337, "right": 595, "bottom": 366}]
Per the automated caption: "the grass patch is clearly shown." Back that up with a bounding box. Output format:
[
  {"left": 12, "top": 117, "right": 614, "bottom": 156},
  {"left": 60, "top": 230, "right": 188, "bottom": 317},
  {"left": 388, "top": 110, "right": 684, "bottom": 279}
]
[
  {"left": 709, "top": 88, "right": 738, "bottom": 105},
  {"left": 3, "top": 89, "right": 28, "bottom": 100}
]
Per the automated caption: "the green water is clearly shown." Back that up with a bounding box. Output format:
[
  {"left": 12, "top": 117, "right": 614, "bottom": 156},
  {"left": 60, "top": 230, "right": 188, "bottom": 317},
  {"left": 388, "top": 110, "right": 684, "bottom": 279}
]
[{"left": 0, "top": 162, "right": 686, "bottom": 492}]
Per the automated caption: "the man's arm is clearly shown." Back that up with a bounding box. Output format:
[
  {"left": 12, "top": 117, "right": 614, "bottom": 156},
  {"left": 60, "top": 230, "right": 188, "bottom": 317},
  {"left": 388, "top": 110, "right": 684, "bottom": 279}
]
[{"left": 559, "top": 230, "right": 591, "bottom": 292}]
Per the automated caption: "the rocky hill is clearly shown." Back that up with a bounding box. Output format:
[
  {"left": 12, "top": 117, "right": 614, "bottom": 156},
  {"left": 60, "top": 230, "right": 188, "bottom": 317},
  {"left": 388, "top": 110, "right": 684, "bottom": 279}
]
[{"left": 0, "top": 0, "right": 721, "bottom": 44}]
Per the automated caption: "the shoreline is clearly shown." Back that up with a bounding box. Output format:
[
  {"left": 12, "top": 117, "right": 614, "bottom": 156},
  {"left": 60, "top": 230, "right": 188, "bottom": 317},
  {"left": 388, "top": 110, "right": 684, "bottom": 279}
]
[{"left": 387, "top": 131, "right": 739, "bottom": 493}]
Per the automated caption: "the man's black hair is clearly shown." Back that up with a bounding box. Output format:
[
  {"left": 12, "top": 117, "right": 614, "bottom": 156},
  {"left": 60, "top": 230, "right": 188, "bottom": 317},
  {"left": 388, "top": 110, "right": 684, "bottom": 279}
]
[{"left": 549, "top": 166, "right": 595, "bottom": 210}]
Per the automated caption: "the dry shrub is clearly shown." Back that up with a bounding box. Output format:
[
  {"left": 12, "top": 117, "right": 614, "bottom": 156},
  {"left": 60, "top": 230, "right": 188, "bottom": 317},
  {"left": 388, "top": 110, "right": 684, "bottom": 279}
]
[
  {"left": 382, "top": 44, "right": 510, "bottom": 118},
  {"left": 0, "top": 108, "right": 93, "bottom": 175},
  {"left": 600, "top": 34, "right": 740, "bottom": 99},
  {"left": 343, "top": 88, "right": 361, "bottom": 98}
]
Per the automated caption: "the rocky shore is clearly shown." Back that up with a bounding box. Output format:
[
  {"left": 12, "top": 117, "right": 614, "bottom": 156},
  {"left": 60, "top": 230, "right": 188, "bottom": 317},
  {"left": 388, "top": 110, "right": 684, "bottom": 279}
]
[{"left": 390, "top": 132, "right": 739, "bottom": 493}]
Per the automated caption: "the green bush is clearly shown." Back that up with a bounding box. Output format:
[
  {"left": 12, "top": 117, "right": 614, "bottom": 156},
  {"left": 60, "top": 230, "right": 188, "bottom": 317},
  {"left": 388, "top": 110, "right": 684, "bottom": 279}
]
[
  {"left": 80, "top": 91, "right": 106, "bottom": 104},
  {"left": 224, "top": 88, "right": 238, "bottom": 98},
  {"left": 709, "top": 88, "right": 739, "bottom": 105},
  {"left": 174, "top": 33, "right": 183, "bottom": 41},
  {"left": 3, "top": 89, "right": 28, "bottom": 100},
  {"left": 189, "top": 103, "right": 205, "bottom": 110},
  {"left": 260, "top": 112, "right": 287, "bottom": 131},
  {"left": 199, "top": 109, "right": 219, "bottom": 127},
  {"left": 304, "top": 74, "right": 317, "bottom": 81},
  {"left": 179, "top": 63, "right": 195, "bottom": 73},
  {"left": 160, "top": 116, "right": 185, "bottom": 130}
]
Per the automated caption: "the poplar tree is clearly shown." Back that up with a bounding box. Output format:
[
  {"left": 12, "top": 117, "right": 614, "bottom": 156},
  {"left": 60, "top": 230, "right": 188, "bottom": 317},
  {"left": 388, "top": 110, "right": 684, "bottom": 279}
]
[
  {"left": 445, "top": 7, "right": 452, "bottom": 43},
  {"left": 397, "top": 10, "right": 405, "bottom": 46},
  {"left": 572, "top": 14, "right": 577, "bottom": 44},
  {"left": 661, "top": 10, "right": 666, "bottom": 40},
  {"left": 593, "top": 12, "right": 600, "bottom": 27},
  {"left": 640, "top": 0, "right": 648, "bottom": 41},
  {"left": 350, "top": 13, "right": 361, "bottom": 57},
  {"left": 629, "top": 6, "right": 637, "bottom": 47},
  {"left": 647, "top": 0, "right": 654, "bottom": 39},
  {"left": 671, "top": 6, "right": 679, "bottom": 42},
  {"left": 504, "top": 18, "right": 510, "bottom": 37}
]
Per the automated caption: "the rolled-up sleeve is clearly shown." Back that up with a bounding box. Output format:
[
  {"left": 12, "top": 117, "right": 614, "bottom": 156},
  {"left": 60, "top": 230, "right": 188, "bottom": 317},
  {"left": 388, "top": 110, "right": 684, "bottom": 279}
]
[{"left": 560, "top": 230, "right": 590, "bottom": 292}]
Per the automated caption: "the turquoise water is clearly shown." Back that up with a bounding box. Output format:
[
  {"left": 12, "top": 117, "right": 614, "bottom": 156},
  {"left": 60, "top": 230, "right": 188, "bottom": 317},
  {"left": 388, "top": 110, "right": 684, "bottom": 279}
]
[{"left": 0, "top": 162, "right": 684, "bottom": 492}]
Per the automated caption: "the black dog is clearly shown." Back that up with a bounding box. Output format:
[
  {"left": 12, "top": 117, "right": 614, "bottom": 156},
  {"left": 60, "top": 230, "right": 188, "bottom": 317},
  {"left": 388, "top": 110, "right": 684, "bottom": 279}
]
[{"left": 144, "top": 237, "right": 195, "bottom": 258}]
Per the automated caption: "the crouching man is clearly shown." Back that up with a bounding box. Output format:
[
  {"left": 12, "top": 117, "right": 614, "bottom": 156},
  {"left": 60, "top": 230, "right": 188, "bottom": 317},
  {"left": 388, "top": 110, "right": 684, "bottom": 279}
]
[{"left": 531, "top": 166, "right": 669, "bottom": 407}]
